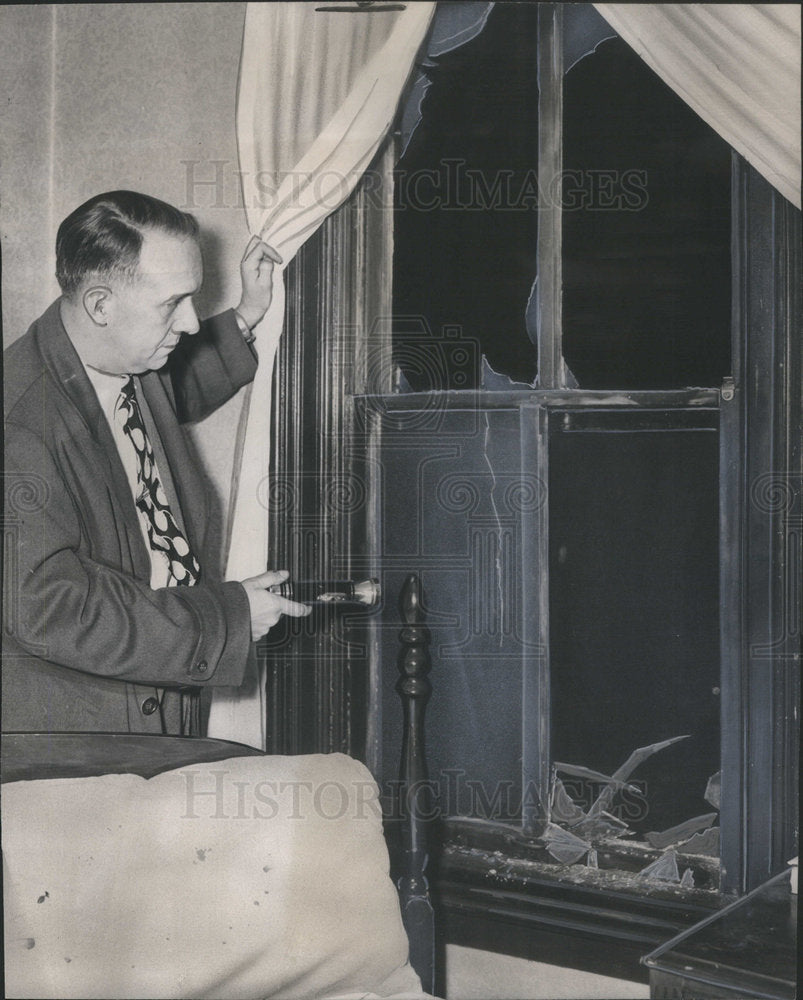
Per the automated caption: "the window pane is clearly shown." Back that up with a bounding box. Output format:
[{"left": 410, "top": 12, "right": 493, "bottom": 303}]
[
  {"left": 549, "top": 413, "right": 721, "bottom": 840},
  {"left": 393, "top": 3, "right": 540, "bottom": 388},
  {"left": 562, "top": 36, "right": 732, "bottom": 389}
]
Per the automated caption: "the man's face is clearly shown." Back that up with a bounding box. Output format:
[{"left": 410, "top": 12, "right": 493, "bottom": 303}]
[{"left": 103, "top": 229, "right": 203, "bottom": 374}]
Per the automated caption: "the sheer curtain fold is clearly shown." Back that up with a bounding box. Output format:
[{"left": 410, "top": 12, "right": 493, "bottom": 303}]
[
  {"left": 207, "top": 2, "right": 435, "bottom": 747},
  {"left": 593, "top": 3, "right": 801, "bottom": 209}
]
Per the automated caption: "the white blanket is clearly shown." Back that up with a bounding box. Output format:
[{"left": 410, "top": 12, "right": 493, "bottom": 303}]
[{"left": 3, "top": 753, "right": 426, "bottom": 999}]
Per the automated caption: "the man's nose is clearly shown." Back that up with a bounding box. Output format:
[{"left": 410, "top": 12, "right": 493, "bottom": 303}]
[{"left": 175, "top": 299, "right": 200, "bottom": 336}]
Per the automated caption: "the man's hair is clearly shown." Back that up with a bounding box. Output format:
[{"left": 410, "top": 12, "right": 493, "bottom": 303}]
[{"left": 55, "top": 190, "right": 199, "bottom": 297}]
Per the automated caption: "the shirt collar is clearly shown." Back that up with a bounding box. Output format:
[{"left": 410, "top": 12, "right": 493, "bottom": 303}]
[{"left": 82, "top": 363, "right": 130, "bottom": 423}]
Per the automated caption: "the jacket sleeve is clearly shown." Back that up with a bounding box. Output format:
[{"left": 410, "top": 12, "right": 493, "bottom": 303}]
[
  {"left": 167, "top": 309, "right": 258, "bottom": 424},
  {"left": 4, "top": 421, "right": 253, "bottom": 690}
]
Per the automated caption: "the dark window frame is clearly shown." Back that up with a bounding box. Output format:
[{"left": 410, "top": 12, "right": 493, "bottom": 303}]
[
  {"left": 265, "top": 3, "right": 800, "bottom": 972},
  {"left": 532, "top": 4, "right": 799, "bottom": 898}
]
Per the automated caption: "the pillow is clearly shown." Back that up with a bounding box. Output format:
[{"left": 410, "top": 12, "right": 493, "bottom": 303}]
[{"left": 3, "top": 752, "right": 422, "bottom": 999}]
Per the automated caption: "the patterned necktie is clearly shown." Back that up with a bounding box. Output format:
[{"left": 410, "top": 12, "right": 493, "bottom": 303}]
[{"left": 115, "top": 376, "right": 201, "bottom": 587}]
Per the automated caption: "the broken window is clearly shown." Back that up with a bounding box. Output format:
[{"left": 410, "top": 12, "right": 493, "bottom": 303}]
[
  {"left": 392, "top": 3, "right": 731, "bottom": 390},
  {"left": 381, "top": 1, "right": 731, "bottom": 897},
  {"left": 393, "top": 1, "right": 540, "bottom": 389}
]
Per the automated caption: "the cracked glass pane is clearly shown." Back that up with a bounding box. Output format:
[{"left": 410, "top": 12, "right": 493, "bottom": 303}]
[{"left": 393, "top": 3, "right": 539, "bottom": 389}]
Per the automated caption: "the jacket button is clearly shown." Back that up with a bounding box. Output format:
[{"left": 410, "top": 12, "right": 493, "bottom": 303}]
[
  {"left": 194, "top": 660, "right": 208, "bottom": 675},
  {"left": 141, "top": 696, "right": 160, "bottom": 716}
]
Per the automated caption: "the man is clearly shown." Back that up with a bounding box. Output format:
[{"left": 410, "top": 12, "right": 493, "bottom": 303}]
[{"left": 3, "top": 190, "right": 309, "bottom": 734}]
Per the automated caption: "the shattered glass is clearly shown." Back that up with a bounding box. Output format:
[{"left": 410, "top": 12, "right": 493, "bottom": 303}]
[
  {"left": 543, "top": 823, "right": 592, "bottom": 865},
  {"left": 550, "top": 777, "right": 586, "bottom": 826},
  {"left": 545, "top": 734, "right": 719, "bottom": 885},
  {"left": 680, "top": 828, "right": 720, "bottom": 857},
  {"left": 704, "top": 771, "right": 722, "bottom": 811},
  {"left": 639, "top": 850, "right": 680, "bottom": 883},
  {"left": 586, "top": 735, "right": 690, "bottom": 818},
  {"left": 572, "top": 811, "right": 630, "bottom": 842},
  {"left": 646, "top": 813, "right": 718, "bottom": 851}
]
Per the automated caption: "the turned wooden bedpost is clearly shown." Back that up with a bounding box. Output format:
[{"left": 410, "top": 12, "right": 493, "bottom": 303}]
[{"left": 396, "top": 573, "right": 435, "bottom": 995}]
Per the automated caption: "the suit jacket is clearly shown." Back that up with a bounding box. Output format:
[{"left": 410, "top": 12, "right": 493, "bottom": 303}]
[{"left": 3, "top": 300, "right": 258, "bottom": 734}]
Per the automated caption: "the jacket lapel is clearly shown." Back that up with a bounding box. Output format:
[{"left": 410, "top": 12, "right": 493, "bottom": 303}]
[{"left": 35, "top": 300, "right": 151, "bottom": 582}]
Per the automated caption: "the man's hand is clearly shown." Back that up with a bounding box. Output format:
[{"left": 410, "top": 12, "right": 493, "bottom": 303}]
[
  {"left": 236, "top": 236, "right": 283, "bottom": 331},
  {"left": 240, "top": 569, "right": 310, "bottom": 642}
]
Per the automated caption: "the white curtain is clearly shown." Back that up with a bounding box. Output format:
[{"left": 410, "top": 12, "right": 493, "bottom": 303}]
[
  {"left": 593, "top": 4, "right": 801, "bottom": 209},
  {"left": 208, "top": 2, "right": 435, "bottom": 747}
]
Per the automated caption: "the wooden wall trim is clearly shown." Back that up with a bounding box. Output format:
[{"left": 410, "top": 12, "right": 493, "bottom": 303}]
[
  {"left": 536, "top": 2, "right": 565, "bottom": 389},
  {"left": 264, "top": 142, "right": 394, "bottom": 758},
  {"left": 720, "top": 156, "right": 801, "bottom": 894}
]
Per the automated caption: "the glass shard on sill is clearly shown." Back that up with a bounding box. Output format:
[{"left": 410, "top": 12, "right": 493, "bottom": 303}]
[
  {"left": 554, "top": 761, "right": 640, "bottom": 797},
  {"left": 704, "top": 770, "right": 721, "bottom": 811},
  {"left": 545, "top": 735, "right": 714, "bottom": 883},
  {"left": 645, "top": 812, "right": 718, "bottom": 851},
  {"left": 639, "top": 850, "right": 680, "bottom": 883},
  {"left": 550, "top": 777, "right": 586, "bottom": 825},
  {"left": 573, "top": 811, "right": 631, "bottom": 842},
  {"left": 679, "top": 827, "right": 720, "bottom": 857},
  {"left": 587, "top": 734, "right": 690, "bottom": 818},
  {"left": 544, "top": 823, "right": 592, "bottom": 865}
]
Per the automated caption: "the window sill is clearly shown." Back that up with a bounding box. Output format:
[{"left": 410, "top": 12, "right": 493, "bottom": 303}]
[
  {"left": 433, "top": 817, "right": 725, "bottom": 975},
  {"left": 442, "top": 817, "right": 721, "bottom": 899}
]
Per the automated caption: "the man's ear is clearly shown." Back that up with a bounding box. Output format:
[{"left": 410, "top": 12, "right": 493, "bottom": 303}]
[{"left": 82, "top": 285, "right": 112, "bottom": 327}]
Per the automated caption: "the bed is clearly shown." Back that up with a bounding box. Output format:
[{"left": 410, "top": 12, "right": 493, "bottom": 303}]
[{"left": 2, "top": 578, "right": 435, "bottom": 1000}]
